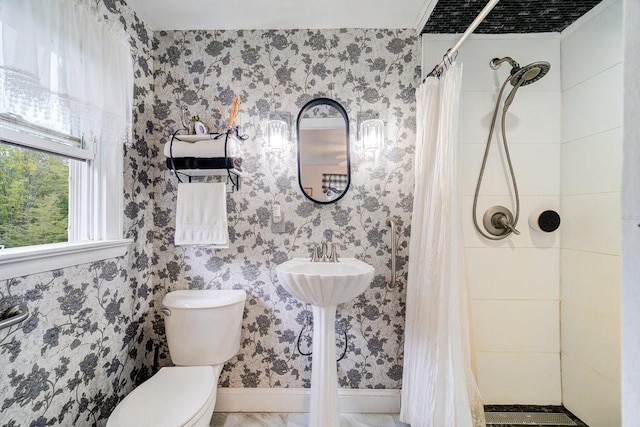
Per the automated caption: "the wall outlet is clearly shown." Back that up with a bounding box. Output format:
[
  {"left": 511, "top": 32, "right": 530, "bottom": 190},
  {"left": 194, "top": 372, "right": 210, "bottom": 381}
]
[
  {"left": 271, "top": 204, "right": 285, "bottom": 233},
  {"left": 271, "top": 213, "right": 285, "bottom": 233}
]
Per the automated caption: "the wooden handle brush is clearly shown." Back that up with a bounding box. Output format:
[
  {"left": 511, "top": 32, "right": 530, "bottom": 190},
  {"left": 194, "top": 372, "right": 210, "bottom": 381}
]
[{"left": 227, "top": 95, "right": 240, "bottom": 129}]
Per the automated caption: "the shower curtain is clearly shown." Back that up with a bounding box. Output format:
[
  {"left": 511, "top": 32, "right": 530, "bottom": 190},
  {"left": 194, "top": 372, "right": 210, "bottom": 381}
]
[{"left": 400, "top": 62, "right": 485, "bottom": 427}]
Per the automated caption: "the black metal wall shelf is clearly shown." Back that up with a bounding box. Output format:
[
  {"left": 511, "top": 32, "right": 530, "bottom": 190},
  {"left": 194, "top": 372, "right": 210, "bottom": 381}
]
[{"left": 165, "top": 126, "right": 248, "bottom": 191}]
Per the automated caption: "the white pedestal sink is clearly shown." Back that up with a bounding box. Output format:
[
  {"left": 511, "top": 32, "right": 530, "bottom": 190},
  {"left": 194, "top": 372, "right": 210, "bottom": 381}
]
[{"left": 276, "top": 258, "right": 375, "bottom": 427}]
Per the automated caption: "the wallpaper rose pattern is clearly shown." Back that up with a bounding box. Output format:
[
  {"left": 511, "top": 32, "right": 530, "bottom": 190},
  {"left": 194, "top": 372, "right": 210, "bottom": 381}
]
[
  {"left": 150, "top": 28, "right": 418, "bottom": 389},
  {"left": 0, "top": 2, "right": 419, "bottom": 425},
  {"left": 0, "top": 0, "right": 156, "bottom": 425}
]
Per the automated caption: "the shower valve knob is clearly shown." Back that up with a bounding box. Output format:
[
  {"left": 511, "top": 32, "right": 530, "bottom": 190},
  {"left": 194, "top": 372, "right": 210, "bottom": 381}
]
[{"left": 483, "top": 206, "right": 519, "bottom": 237}]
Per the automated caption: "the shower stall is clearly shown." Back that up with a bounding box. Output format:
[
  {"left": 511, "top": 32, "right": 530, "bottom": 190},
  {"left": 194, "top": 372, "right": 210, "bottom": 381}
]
[{"left": 422, "top": 1, "right": 623, "bottom": 426}]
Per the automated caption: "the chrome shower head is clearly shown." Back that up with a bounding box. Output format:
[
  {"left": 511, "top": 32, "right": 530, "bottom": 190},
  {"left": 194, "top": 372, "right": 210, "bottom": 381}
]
[
  {"left": 510, "top": 61, "right": 550, "bottom": 86},
  {"left": 490, "top": 57, "right": 551, "bottom": 86}
]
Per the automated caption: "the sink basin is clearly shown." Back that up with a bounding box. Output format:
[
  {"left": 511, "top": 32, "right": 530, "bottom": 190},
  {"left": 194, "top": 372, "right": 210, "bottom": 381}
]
[
  {"left": 276, "top": 257, "right": 375, "bottom": 427},
  {"left": 276, "top": 258, "right": 374, "bottom": 307}
]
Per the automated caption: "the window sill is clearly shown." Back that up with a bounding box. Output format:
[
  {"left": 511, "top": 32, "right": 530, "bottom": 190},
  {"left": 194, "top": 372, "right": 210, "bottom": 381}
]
[{"left": 0, "top": 239, "right": 133, "bottom": 281}]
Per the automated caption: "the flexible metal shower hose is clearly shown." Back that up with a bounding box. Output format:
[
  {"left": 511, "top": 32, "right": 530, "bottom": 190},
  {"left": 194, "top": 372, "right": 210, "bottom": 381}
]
[{"left": 472, "top": 76, "right": 521, "bottom": 240}]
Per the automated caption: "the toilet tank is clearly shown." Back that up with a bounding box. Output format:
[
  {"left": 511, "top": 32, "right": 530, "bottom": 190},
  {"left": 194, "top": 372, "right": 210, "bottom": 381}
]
[{"left": 162, "top": 289, "right": 246, "bottom": 366}]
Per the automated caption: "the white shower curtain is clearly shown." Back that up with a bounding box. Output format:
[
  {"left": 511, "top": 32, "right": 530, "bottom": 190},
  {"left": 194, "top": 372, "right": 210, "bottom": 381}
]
[{"left": 400, "top": 62, "right": 485, "bottom": 427}]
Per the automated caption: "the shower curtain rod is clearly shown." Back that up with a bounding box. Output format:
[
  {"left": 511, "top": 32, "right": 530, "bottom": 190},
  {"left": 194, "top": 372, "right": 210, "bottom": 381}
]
[{"left": 424, "top": 0, "right": 500, "bottom": 81}]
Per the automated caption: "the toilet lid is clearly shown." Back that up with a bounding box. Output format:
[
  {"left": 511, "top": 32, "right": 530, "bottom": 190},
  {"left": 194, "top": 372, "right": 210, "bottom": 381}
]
[{"left": 107, "top": 366, "right": 216, "bottom": 427}]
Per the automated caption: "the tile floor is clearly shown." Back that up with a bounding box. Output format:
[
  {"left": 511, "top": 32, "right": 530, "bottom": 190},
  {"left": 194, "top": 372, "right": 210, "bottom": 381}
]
[
  {"left": 210, "top": 413, "right": 409, "bottom": 427},
  {"left": 211, "top": 406, "right": 588, "bottom": 427}
]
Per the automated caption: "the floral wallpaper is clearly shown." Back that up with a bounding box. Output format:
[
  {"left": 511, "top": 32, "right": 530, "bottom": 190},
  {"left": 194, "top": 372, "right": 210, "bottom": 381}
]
[
  {"left": 0, "top": 0, "right": 156, "bottom": 425},
  {"left": 150, "top": 28, "right": 418, "bottom": 389},
  {"left": 0, "top": 2, "right": 419, "bottom": 426},
  {"left": 0, "top": 261, "right": 147, "bottom": 426}
]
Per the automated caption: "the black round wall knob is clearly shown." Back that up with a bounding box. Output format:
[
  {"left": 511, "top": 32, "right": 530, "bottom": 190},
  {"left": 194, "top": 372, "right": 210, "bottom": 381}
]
[{"left": 530, "top": 210, "right": 561, "bottom": 232}]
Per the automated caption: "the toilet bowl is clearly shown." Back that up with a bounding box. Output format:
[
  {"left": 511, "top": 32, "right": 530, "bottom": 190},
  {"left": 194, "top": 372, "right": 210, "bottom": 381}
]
[
  {"left": 107, "top": 366, "right": 221, "bottom": 427},
  {"left": 107, "top": 289, "right": 246, "bottom": 427}
]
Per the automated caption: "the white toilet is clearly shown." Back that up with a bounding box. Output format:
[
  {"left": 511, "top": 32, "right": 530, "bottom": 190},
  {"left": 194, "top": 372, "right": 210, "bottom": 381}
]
[{"left": 107, "top": 289, "right": 246, "bottom": 427}]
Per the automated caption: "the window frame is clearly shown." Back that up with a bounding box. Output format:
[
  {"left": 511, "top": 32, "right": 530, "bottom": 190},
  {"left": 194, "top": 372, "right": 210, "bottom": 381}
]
[
  {"left": 0, "top": 121, "right": 131, "bottom": 280},
  {"left": 0, "top": 240, "right": 131, "bottom": 280}
]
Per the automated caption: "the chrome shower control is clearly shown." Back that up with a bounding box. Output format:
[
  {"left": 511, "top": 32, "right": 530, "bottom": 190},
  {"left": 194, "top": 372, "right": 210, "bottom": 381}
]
[
  {"left": 483, "top": 206, "right": 519, "bottom": 237},
  {"left": 496, "top": 214, "right": 520, "bottom": 235}
]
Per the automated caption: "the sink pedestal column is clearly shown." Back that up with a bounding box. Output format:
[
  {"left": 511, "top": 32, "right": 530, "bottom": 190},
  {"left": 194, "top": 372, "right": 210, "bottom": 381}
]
[
  {"left": 276, "top": 258, "right": 375, "bottom": 427},
  {"left": 309, "top": 304, "right": 340, "bottom": 427}
]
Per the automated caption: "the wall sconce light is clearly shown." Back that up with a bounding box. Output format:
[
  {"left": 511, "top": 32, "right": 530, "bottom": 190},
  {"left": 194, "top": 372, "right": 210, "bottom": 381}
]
[
  {"left": 358, "top": 113, "right": 384, "bottom": 151},
  {"left": 267, "top": 112, "right": 291, "bottom": 152}
]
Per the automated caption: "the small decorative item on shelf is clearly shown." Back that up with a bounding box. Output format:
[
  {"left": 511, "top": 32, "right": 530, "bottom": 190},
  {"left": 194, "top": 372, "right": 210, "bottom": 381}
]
[
  {"left": 194, "top": 121, "right": 207, "bottom": 135},
  {"left": 190, "top": 115, "right": 203, "bottom": 135},
  {"left": 181, "top": 106, "right": 191, "bottom": 132},
  {"left": 227, "top": 96, "right": 240, "bottom": 129}
]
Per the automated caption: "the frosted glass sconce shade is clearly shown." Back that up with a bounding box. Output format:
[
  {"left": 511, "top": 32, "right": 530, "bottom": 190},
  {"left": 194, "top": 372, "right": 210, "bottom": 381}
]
[
  {"left": 360, "top": 119, "right": 384, "bottom": 151},
  {"left": 268, "top": 119, "right": 288, "bottom": 152}
]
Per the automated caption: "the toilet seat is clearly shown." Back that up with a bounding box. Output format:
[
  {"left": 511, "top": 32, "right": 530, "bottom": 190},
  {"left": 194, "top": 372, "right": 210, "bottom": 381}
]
[{"left": 107, "top": 366, "right": 220, "bottom": 427}]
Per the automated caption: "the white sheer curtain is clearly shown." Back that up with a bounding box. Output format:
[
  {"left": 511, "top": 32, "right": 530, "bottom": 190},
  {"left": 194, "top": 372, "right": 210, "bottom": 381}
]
[
  {"left": 400, "top": 62, "right": 485, "bottom": 427},
  {"left": 0, "top": 0, "right": 132, "bottom": 146}
]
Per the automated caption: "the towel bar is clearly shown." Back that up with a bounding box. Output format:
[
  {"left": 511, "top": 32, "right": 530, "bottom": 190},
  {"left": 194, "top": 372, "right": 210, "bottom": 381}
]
[
  {"left": 0, "top": 304, "right": 29, "bottom": 331},
  {"left": 387, "top": 217, "right": 399, "bottom": 288}
]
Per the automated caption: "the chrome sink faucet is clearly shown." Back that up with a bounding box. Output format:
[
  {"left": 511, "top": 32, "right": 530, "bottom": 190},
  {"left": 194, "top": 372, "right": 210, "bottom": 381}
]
[{"left": 311, "top": 240, "right": 339, "bottom": 262}]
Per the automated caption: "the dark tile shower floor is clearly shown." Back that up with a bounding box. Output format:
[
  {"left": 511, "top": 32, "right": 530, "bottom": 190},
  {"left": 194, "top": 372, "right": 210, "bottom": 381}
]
[{"left": 484, "top": 405, "right": 588, "bottom": 427}]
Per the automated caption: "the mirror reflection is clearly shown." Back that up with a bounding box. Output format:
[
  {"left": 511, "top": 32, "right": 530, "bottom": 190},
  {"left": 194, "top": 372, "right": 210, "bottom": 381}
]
[{"left": 297, "top": 98, "right": 350, "bottom": 204}]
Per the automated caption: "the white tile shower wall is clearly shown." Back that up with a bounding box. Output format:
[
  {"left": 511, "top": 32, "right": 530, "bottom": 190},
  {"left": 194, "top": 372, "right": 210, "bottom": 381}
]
[
  {"left": 471, "top": 300, "right": 559, "bottom": 353},
  {"left": 561, "top": 127, "right": 622, "bottom": 196},
  {"left": 476, "top": 352, "right": 561, "bottom": 405},
  {"left": 561, "top": 354, "right": 621, "bottom": 427},
  {"left": 423, "top": 34, "right": 562, "bottom": 404},
  {"left": 466, "top": 248, "right": 559, "bottom": 300},
  {"left": 562, "top": 63, "right": 623, "bottom": 144},
  {"left": 460, "top": 90, "right": 562, "bottom": 145},
  {"left": 560, "top": 1, "right": 623, "bottom": 425},
  {"left": 622, "top": 0, "right": 640, "bottom": 423}
]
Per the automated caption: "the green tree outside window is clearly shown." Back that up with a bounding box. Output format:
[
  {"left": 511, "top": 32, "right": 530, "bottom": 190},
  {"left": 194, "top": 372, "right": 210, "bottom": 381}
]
[{"left": 0, "top": 143, "right": 69, "bottom": 248}]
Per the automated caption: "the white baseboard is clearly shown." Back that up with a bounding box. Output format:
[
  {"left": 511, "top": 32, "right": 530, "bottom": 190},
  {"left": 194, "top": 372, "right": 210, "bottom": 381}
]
[{"left": 214, "top": 388, "right": 401, "bottom": 414}]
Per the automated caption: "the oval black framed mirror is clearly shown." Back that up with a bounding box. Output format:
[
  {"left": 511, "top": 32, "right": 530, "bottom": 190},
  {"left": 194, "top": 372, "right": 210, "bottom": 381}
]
[{"left": 296, "top": 98, "right": 350, "bottom": 204}]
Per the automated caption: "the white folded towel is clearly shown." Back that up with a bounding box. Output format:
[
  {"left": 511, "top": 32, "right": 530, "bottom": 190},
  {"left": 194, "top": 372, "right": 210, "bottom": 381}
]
[
  {"left": 164, "top": 139, "right": 226, "bottom": 158},
  {"left": 174, "top": 182, "right": 229, "bottom": 248}
]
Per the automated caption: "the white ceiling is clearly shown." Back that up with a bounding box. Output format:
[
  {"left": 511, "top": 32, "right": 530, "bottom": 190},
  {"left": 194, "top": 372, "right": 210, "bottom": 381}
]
[{"left": 125, "top": 0, "right": 433, "bottom": 32}]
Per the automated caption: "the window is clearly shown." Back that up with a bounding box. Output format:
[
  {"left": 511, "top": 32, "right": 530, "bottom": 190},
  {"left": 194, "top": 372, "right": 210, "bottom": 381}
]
[
  {"left": 0, "top": 0, "right": 133, "bottom": 279},
  {"left": 0, "top": 143, "right": 71, "bottom": 248}
]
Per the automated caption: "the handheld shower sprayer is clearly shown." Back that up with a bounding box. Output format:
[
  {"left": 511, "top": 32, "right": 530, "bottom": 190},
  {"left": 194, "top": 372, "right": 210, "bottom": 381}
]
[{"left": 504, "top": 78, "right": 525, "bottom": 109}]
